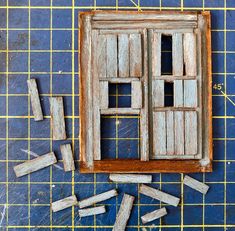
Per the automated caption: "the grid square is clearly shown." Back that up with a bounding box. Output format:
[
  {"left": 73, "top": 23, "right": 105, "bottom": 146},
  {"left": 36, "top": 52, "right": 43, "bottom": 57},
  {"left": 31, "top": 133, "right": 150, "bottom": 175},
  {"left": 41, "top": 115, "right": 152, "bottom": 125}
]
[
  {"left": 53, "top": 30, "right": 72, "bottom": 50},
  {"left": 205, "top": 162, "right": 224, "bottom": 182},
  {"left": 9, "top": 0, "right": 28, "bottom": 6},
  {"left": 101, "top": 139, "right": 116, "bottom": 159},
  {"left": 8, "top": 161, "right": 28, "bottom": 182},
  {"left": 226, "top": 31, "right": 235, "bottom": 51},
  {"left": 32, "top": 75, "right": 50, "bottom": 94},
  {"left": 9, "top": 96, "right": 28, "bottom": 116},
  {"left": 227, "top": 118, "right": 235, "bottom": 138},
  {"left": 183, "top": 0, "right": 202, "bottom": 7},
  {"left": 212, "top": 118, "right": 224, "bottom": 138},
  {"left": 0, "top": 140, "right": 6, "bottom": 160},
  {"left": 227, "top": 183, "right": 235, "bottom": 203},
  {"left": 8, "top": 183, "right": 28, "bottom": 204},
  {"left": 9, "top": 9, "right": 29, "bottom": 28},
  {"left": 205, "top": 205, "right": 224, "bottom": 225},
  {"left": 213, "top": 140, "right": 224, "bottom": 160},
  {"left": 8, "top": 140, "right": 28, "bottom": 160},
  {"left": 205, "top": 0, "right": 224, "bottom": 7},
  {"left": 212, "top": 31, "right": 224, "bottom": 51},
  {"left": 227, "top": 140, "right": 235, "bottom": 160},
  {"left": 29, "top": 140, "right": 50, "bottom": 160},
  {"left": 8, "top": 52, "right": 28, "bottom": 72},
  {"left": 53, "top": 10, "right": 72, "bottom": 28},
  {"left": 53, "top": 0, "right": 72, "bottom": 6},
  {"left": 8, "top": 206, "right": 28, "bottom": 226},
  {"left": 0, "top": 75, "right": 6, "bottom": 94},
  {"left": 184, "top": 206, "right": 203, "bottom": 225},
  {"left": 0, "top": 9, "right": 6, "bottom": 28},
  {"left": 8, "top": 118, "right": 28, "bottom": 138},
  {"left": 0, "top": 52, "right": 6, "bottom": 72},
  {"left": 184, "top": 183, "right": 203, "bottom": 204},
  {"left": 74, "top": 183, "right": 94, "bottom": 201},
  {"left": 212, "top": 53, "right": 224, "bottom": 73},
  {"left": 96, "top": 0, "right": 116, "bottom": 6},
  {"left": 30, "top": 165, "right": 50, "bottom": 182},
  {"left": 0, "top": 163, "right": 6, "bottom": 182},
  {"left": 118, "top": 117, "right": 139, "bottom": 138},
  {"left": 75, "top": 0, "right": 93, "bottom": 6},
  {"left": 52, "top": 207, "right": 72, "bottom": 226},
  {"left": 205, "top": 183, "right": 224, "bottom": 203},
  {"left": 0, "top": 0, "right": 6, "bottom": 6},
  {"left": 30, "top": 30, "right": 50, "bottom": 50},
  {"left": 0, "top": 185, "right": 6, "bottom": 203},
  {"left": 211, "top": 10, "right": 224, "bottom": 30},
  {"left": 226, "top": 75, "right": 235, "bottom": 95},
  {"left": 227, "top": 162, "right": 235, "bottom": 182},
  {"left": 140, "top": 0, "right": 160, "bottom": 6},
  {"left": 52, "top": 52, "right": 72, "bottom": 72},
  {"left": 0, "top": 96, "right": 6, "bottom": 116},
  {"left": 162, "top": 0, "right": 180, "bottom": 7},
  {"left": 227, "top": 54, "right": 235, "bottom": 73},
  {"left": 52, "top": 164, "right": 72, "bottom": 182},
  {"left": 0, "top": 119, "right": 6, "bottom": 138},
  {"left": 227, "top": 96, "right": 235, "bottom": 116},
  {"left": 227, "top": 10, "right": 235, "bottom": 29},
  {"left": 212, "top": 96, "right": 224, "bottom": 116},
  {"left": 118, "top": 140, "right": 139, "bottom": 159},
  {"left": 101, "top": 117, "right": 116, "bottom": 138},
  {"left": 30, "top": 52, "right": 50, "bottom": 72},
  {"left": 0, "top": 30, "right": 7, "bottom": 50},
  {"left": 9, "top": 30, "right": 28, "bottom": 50},
  {"left": 52, "top": 75, "right": 72, "bottom": 94},
  {"left": 8, "top": 74, "right": 28, "bottom": 94},
  {"left": 96, "top": 204, "right": 116, "bottom": 226},
  {"left": 227, "top": 205, "right": 235, "bottom": 225},
  {"left": 31, "top": 0, "right": 50, "bottom": 6},
  {"left": 30, "top": 206, "right": 50, "bottom": 226},
  {"left": 30, "top": 119, "right": 50, "bottom": 138},
  {"left": 31, "top": 9, "right": 50, "bottom": 28}
]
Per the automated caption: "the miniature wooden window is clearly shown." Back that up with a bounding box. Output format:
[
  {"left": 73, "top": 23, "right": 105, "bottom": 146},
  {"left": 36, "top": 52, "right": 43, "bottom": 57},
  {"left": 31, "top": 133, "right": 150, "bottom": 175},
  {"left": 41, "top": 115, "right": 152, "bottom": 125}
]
[{"left": 79, "top": 11, "right": 212, "bottom": 173}]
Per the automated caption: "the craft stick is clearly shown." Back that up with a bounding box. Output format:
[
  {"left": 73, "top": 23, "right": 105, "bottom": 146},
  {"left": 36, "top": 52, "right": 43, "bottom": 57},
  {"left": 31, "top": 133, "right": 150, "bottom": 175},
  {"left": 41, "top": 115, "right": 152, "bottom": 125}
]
[
  {"left": 109, "top": 174, "right": 152, "bottom": 183},
  {"left": 183, "top": 175, "right": 209, "bottom": 194},
  {"left": 13, "top": 152, "right": 57, "bottom": 178},
  {"left": 113, "top": 194, "right": 135, "bottom": 231},
  {"left": 78, "top": 189, "right": 118, "bottom": 209},
  {"left": 140, "top": 184, "right": 180, "bottom": 207},
  {"left": 51, "top": 195, "right": 78, "bottom": 212},
  {"left": 141, "top": 207, "right": 167, "bottom": 224},
  {"left": 27, "top": 79, "right": 43, "bottom": 121},
  {"left": 50, "top": 97, "right": 66, "bottom": 140},
  {"left": 60, "top": 143, "right": 75, "bottom": 172},
  {"left": 78, "top": 206, "right": 106, "bottom": 218}
]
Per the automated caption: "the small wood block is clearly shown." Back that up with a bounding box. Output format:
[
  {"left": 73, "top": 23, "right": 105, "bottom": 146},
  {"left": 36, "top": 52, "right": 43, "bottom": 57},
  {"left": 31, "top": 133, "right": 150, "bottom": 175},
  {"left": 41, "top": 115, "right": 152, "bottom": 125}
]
[
  {"left": 174, "top": 111, "right": 184, "bottom": 155},
  {"left": 184, "top": 80, "right": 197, "bottom": 107},
  {"left": 183, "top": 175, "right": 209, "bottom": 194},
  {"left": 52, "top": 195, "right": 78, "bottom": 212},
  {"left": 129, "top": 33, "right": 142, "bottom": 77},
  {"left": 27, "top": 79, "right": 43, "bottom": 121},
  {"left": 78, "top": 189, "right": 118, "bottom": 208},
  {"left": 106, "top": 34, "right": 117, "bottom": 77},
  {"left": 97, "top": 35, "right": 106, "bottom": 78},
  {"left": 50, "top": 97, "right": 66, "bottom": 140},
  {"left": 109, "top": 174, "right": 152, "bottom": 183},
  {"left": 60, "top": 143, "right": 75, "bottom": 172},
  {"left": 79, "top": 206, "right": 106, "bottom": 218},
  {"left": 118, "top": 34, "right": 129, "bottom": 77},
  {"left": 141, "top": 207, "right": 167, "bottom": 224},
  {"left": 173, "top": 33, "right": 183, "bottom": 76},
  {"left": 140, "top": 184, "right": 180, "bottom": 207},
  {"left": 166, "top": 111, "right": 174, "bottom": 155},
  {"left": 131, "top": 80, "right": 142, "bottom": 109},
  {"left": 14, "top": 152, "right": 57, "bottom": 178},
  {"left": 152, "top": 32, "right": 161, "bottom": 77},
  {"left": 99, "top": 80, "right": 109, "bottom": 109},
  {"left": 113, "top": 194, "right": 135, "bottom": 231},
  {"left": 174, "top": 80, "right": 184, "bottom": 107},
  {"left": 152, "top": 79, "right": 164, "bottom": 107}
]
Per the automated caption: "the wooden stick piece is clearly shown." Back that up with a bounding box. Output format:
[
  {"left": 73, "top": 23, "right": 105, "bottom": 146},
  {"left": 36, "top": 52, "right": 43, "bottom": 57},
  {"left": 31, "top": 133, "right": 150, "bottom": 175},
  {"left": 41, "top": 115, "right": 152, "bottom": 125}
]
[
  {"left": 183, "top": 175, "right": 209, "bottom": 194},
  {"left": 13, "top": 152, "right": 57, "bottom": 178},
  {"left": 51, "top": 195, "right": 78, "bottom": 212},
  {"left": 109, "top": 174, "right": 152, "bottom": 183},
  {"left": 78, "top": 189, "right": 118, "bottom": 209},
  {"left": 139, "top": 184, "right": 180, "bottom": 207},
  {"left": 60, "top": 143, "right": 75, "bottom": 172},
  {"left": 78, "top": 206, "right": 106, "bottom": 218},
  {"left": 141, "top": 207, "right": 167, "bottom": 224}
]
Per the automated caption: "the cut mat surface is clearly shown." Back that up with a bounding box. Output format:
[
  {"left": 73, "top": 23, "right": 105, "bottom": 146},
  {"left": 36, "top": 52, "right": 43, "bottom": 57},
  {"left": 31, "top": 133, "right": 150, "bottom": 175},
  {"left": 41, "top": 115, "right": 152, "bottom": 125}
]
[{"left": 0, "top": 0, "right": 235, "bottom": 230}]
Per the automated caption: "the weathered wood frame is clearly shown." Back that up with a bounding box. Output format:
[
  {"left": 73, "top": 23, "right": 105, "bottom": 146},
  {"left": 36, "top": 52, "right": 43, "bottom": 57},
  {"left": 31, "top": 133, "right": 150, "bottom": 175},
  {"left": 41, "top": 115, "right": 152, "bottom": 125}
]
[{"left": 79, "top": 11, "right": 212, "bottom": 173}]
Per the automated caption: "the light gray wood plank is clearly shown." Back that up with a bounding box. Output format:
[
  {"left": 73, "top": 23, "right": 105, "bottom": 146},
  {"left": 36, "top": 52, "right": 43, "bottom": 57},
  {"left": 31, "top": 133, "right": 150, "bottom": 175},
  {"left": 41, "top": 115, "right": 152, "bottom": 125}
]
[
  {"left": 153, "top": 28, "right": 194, "bottom": 34},
  {"left": 101, "top": 108, "right": 140, "bottom": 114},
  {"left": 152, "top": 32, "right": 161, "bottom": 77},
  {"left": 183, "top": 175, "right": 209, "bottom": 194},
  {"left": 118, "top": 34, "right": 129, "bottom": 77},
  {"left": 27, "top": 79, "right": 43, "bottom": 121},
  {"left": 153, "top": 75, "right": 196, "bottom": 81},
  {"left": 152, "top": 80, "right": 164, "bottom": 107},
  {"left": 141, "top": 207, "right": 167, "bottom": 224},
  {"left": 109, "top": 174, "right": 152, "bottom": 183},
  {"left": 60, "top": 143, "right": 75, "bottom": 172},
  {"left": 129, "top": 33, "right": 142, "bottom": 77},
  {"left": 14, "top": 152, "right": 57, "bottom": 178},
  {"left": 113, "top": 194, "right": 135, "bottom": 231},
  {"left": 174, "top": 111, "right": 184, "bottom": 155},
  {"left": 185, "top": 111, "right": 197, "bottom": 155},
  {"left": 173, "top": 33, "right": 183, "bottom": 76},
  {"left": 97, "top": 34, "right": 106, "bottom": 78},
  {"left": 140, "top": 184, "right": 180, "bottom": 207},
  {"left": 51, "top": 195, "right": 78, "bottom": 212},
  {"left": 166, "top": 111, "right": 174, "bottom": 155},
  {"left": 131, "top": 80, "right": 142, "bottom": 109},
  {"left": 184, "top": 80, "right": 198, "bottom": 107},
  {"left": 174, "top": 80, "right": 184, "bottom": 107},
  {"left": 100, "top": 29, "right": 143, "bottom": 35},
  {"left": 106, "top": 34, "right": 117, "bottom": 77},
  {"left": 50, "top": 97, "right": 66, "bottom": 140},
  {"left": 78, "top": 189, "right": 118, "bottom": 209},
  {"left": 99, "top": 77, "right": 138, "bottom": 83},
  {"left": 99, "top": 81, "right": 109, "bottom": 109},
  {"left": 79, "top": 206, "right": 106, "bottom": 217}
]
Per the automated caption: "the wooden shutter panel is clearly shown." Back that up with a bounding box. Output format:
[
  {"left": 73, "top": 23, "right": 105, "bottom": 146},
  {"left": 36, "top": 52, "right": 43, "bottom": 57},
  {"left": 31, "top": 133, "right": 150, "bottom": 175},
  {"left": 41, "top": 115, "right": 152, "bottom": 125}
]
[
  {"left": 118, "top": 34, "right": 129, "bottom": 77},
  {"left": 99, "top": 81, "right": 109, "bottom": 109},
  {"left": 131, "top": 80, "right": 142, "bottom": 109},
  {"left": 152, "top": 79, "right": 164, "bottom": 107},
  {"left": 152, "top": 32, "right": 161, "bottom": 77},
  {"left": 184, "top": 80, "right": 197, "bottom": 107},
  {"left": 174, "top": 80, "right": 183, "bottom": 107},
  {"left": 97, "top": 35, "right": 106, "bottom": 78},
  {"left": 172, "top": 33, "right": 183, "bottom": 76}
]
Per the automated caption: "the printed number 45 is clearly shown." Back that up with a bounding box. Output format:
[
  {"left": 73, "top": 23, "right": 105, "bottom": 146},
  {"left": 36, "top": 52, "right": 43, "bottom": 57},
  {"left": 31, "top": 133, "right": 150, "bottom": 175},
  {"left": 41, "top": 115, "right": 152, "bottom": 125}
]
[{"left": 213, "top": 83, "right": 223, "bottom": 91}]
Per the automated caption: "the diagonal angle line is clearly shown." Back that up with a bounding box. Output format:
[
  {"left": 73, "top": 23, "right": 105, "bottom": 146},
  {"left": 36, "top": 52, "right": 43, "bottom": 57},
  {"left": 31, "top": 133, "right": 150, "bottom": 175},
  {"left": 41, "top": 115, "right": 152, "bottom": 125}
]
[
  {"left": 130, "top": 0, "right": 142, "bottom": 11},
  {"left": 220, "top": 90, "right": 235, "bottom": 107}
]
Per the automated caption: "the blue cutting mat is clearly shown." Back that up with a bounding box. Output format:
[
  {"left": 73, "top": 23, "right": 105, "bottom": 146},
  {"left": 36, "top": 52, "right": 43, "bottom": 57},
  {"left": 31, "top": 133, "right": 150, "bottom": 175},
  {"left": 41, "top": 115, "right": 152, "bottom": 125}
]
[{"left": 0, "top": 0, "right": 235, "bottom": 230}]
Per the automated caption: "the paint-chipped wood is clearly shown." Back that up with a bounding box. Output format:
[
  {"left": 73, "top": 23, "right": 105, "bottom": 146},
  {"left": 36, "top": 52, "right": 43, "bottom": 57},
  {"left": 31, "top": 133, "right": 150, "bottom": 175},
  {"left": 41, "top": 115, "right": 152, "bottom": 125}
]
[
  {"left": 166, "top": 111, "right": 174, "bottom": 155},
  {"left": 183, "top": 175, "right": 209, "bottom": 194},
  {"left": 60, "top": 143, "right": 75, "bottom": 172},
  {"left": 152, "top": 32, "right": 161, "bottom": 77},
  {"left": 174, "top": 111, "right": 184, "bottom": 155},
  {"left": 113, "top": 194, "right": 135, "bottom": 231},
  {"left": 174, "top": 80, "right": 184, "bottom": 107},
  {"left": 79, "top": 206, "right": 106, "bottom": 217},
  {"left": 51, "top": 195, "right": 78, "bottom": 212},
  {"left": 99, "top": 81, "right": 109, "bottom": 109},
  {"left": 14, "top": 152, "right": 57, "bottom": 178},
  {"left": 141, "top": 207, "right": 167, "bottom": 224},
  {"left": 97, "top": 35, "right": 106, "bottom": 78},
  {"left": 184, "top": 80, "right": 198, "bottom": 107},
  {"left": 27, "top": 79, "right": 43, "bottom": 121},
  {"left": 109, "top": 174, "right": 152, "bottom": 183},
  {"left": 152, "top": 80, "right": 164, "bottom": 107},
  {"left": 118, "top": 34, "right": 129, "bottom": 77},
  {"left": 106, "top": 34, "right": 117, "bottom": 77},
  {"left": 173, "top": 33, "right": 183, "bottom": 76},
  {"left": 131, "top": 80, "right": 142, "bottom": 109}
]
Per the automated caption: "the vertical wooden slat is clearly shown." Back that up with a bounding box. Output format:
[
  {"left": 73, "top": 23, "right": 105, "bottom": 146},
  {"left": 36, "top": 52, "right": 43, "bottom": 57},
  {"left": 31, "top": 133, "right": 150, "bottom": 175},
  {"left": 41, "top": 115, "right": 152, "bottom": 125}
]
[
  {"left": 129, "top": 33, "right": 142, "bottom": 77},
  {"left": 131, "top": 80, "right": 142, "bottom": 109},
  {"left": 184, "top": 80, "right": 197, "bottom": 107},
  {"left": 152, "top": 80, "right": 164, "bottom": 107},
  {"left": 174, "top": 80, "right": 183, "bottom": 107},
  {"left": 173, "top": 33, "right": 183, "bottom": 76},
  {"left": 152, "top": 32, "right": 161, "bottom": 77},
  {"left": 184, "top": 32, "right": 197, "bottom": 76},
  {"left": 174, "top": 111, "right": 184, "bottom": 155},
  {"left": 97, "top": 35, "right": 106, "bottom": 78},
  {"left": 118, "top": 34, "right": 129, "bottom": 77},
  {"left": 185, "top": 111, "right": 197, "bottom": 155},
  {"left": 106, "top": 34, "right": 117, "bottom": 77},
  {"left": 166, "top": 111, "right": 174, "bottom": 155},
  {"left": 99, "top": 81, "right": 109, "bottom": 109}
]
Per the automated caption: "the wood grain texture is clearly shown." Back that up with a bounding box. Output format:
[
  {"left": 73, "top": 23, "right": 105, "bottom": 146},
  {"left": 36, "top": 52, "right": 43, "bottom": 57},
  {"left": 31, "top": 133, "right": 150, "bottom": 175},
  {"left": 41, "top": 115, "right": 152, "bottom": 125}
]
[
  {"left": 140, "top": 184, "right": 180, "bottom": 207},
  {"left": 118, "top": 34, "right": 129, "bottom": 77},
  {"left": 51, "top": 195, "right": 78, "bottom": 212},
  {"left": 141, "top": 207, "right": 167, "bottom": 224},
  {"left": 152, "top": 32, "right": 161, "bottom": 77},
  {"left": 14, "top": 152, "right": 57, "bottom": 178},
  {"left": 60, "top": 143, "right": 75, "bottom": 172},
  {"left": 101, "top": 108, "right": 140, "bottom": 114},
  {"left": 131, "top": 80, "right": 142, "bottom": 109},
  {"left": 174, "top": 80, "right": 184, "bottom": 107},
  {"left": 152, "top": 80, "right": 164, "bottom": 107},
  {"left": 97, "top": 34, "right": 106, "bottom": 78},
  {"left": 183, "top": 175, "right": 209, "bottom": 194},
  {"left": 106, "top": 34, "right": 117, "bottom": 77},
  {"left": 79, "top": 206, "right": 106, "bottom": 217},
  {"left": 173, "top": 33, "right": 183, "bottom": 76},
  {"left": 99, "top": 81, "right": 109, "bottom": 109},
  {"left": 109, "top": 174, "right": 152, "bottom": 183},
  {"left": 166, "top": 111, "right": 174, "bottom": 155},
  {"left": 113, "top": 194, "right": 135, "bottom": 231},
  {"left": 50, "top": 97, "right": 66, "bottom": 140},
  {"left": 184, "top": 80, "right": 198, "bottom": 107},
  {"left": 27, "top": 79, "right": 43, "bottom": 121},
  {"left": 174, "top": 111, "right": 185, "bottom": 155}
]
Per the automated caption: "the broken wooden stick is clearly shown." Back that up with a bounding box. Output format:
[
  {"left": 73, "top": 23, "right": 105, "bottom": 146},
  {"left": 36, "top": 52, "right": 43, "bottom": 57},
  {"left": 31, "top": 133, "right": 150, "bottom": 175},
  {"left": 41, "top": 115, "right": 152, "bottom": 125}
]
[
  {"left": 112, "top": 194, "right": 135, "bottom": 231},
  {"left": 51, "top": 195, "right": 78, "bottom": 212},
  {"left": 183, "top": 175, "right": 209, "bottom": 194},
  {"left": 27, "top": 79, "right": 43, "bottom": 121},
  {"left": 78, "top": 189, "right": 118, "bottom": 208},
  {"left": 14, "top": 152, "right": 57, "bottom": 178},
  {"left": 140, "top": 184, "right": 180, "bottom": 207},
  {"left": 50, "top": 97, "right": 66, "bottom": 140},
  {"left": 141, "top": 207, "right": 167, "bottom": 224},
  {"left": 109, "top": 174, "right": 152, "bottom": 183},
  {"left": 78, "top": 206, "right": 106, "bottom": 217},
  {"left": 60, "top": 143, "right": 75, "bottom": 172}
]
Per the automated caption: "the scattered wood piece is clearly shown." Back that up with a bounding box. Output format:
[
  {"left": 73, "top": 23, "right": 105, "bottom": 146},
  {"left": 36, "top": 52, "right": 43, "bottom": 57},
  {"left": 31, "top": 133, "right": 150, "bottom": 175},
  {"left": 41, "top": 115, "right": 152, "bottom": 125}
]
[
  {"left": 141, "top": 207, "right": 167, "bottom": 224},
  {"left": 139, "top": 184, "right": 180, "bottom": 207},
  {"left": 60, "top": 143, "right": 75, "bottom": 172},
  {"left": 27, "top": 79, "right": 43, "bottom": 121},
  {"left": 183, "top": 175, "right": 209, "bottom": 194},
  {"left": 79, "top": 189, "right": 118, "bottom": 209},
  {"left": 13, "top": 152, "right": 57, "bottom": 178},
  {"left": 109, "top": 174, "right": 152, "bottom": 183},
  {"left": 50, "top": 97, "right": 66, "bottom": 140},
  {"left": 51, "top": 195, "right": 78, "bottom": 212},
  {"left": 78, "top": 206, "right": 106, "bottom": 217},
  {"left": 113, "top": 194, "right": 135, "bottom": 231}
]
